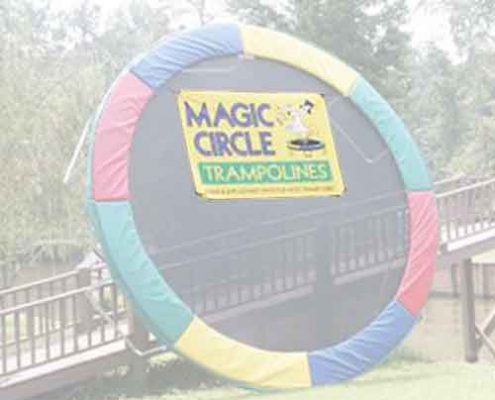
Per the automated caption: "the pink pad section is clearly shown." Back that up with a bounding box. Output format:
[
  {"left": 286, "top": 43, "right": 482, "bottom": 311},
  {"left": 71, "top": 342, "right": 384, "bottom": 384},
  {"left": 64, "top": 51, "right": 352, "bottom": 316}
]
[
  {"left": 396, "top": 191, "right": 439, "bottom": 316},
  {"left": 92, "top": 72, "right": 154, "bottom": 201}
]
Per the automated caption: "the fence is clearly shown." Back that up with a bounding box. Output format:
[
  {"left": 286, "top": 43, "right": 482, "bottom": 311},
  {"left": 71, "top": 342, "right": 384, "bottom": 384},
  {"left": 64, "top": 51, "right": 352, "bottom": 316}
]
[
  {"left": 0, "top": 263, "right": 127, "bottom": 377},
  {"left": 437, "top": 178, "right": 495, "bottom": 244}
]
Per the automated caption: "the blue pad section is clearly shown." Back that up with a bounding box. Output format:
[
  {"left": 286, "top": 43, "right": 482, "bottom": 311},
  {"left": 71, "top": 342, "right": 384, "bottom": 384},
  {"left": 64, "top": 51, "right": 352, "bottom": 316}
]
[
  {"left": 308, "top": 300, "right": 416, "bottom": 385},
  {"left": 131, "top": 23, "right": 243, "bottom": 89},
  {"left": 351, "top": 77, "right": 432, "bottom": 191}
]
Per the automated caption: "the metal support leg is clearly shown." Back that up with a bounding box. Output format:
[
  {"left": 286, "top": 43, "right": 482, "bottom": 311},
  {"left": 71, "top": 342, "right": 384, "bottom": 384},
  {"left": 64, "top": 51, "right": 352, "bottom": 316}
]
[
  {"left": 127, "top": 306, "right": 149, "bottom": 394},
  {"left": 460, "top": 258, "right": 479, "bottom": 363}
]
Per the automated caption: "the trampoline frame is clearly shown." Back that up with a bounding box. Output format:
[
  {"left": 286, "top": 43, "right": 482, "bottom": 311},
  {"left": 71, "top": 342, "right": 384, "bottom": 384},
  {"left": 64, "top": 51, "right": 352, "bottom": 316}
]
[{"left": 86, "top": 23, "right": 438, "bottom": 389}]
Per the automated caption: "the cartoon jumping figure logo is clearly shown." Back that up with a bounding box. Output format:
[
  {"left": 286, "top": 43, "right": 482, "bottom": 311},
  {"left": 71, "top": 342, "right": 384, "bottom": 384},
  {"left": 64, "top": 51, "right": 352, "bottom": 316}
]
[{"left": 277, "top": 100, "right": 325, "bottom": 153}]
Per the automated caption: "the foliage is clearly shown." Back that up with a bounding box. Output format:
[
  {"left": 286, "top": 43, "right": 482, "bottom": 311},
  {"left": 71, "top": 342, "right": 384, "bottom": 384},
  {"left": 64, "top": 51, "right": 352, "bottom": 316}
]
[
  {"left": 0, "top": 0, "right": 173, "bottom": 257},
  {"left": 422, "top": 0, "right": 495, "bottom": 175}
]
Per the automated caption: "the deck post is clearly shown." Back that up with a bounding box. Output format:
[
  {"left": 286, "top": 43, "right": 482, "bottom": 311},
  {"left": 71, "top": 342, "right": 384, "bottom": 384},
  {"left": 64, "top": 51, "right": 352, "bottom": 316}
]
[
  {"left": 75, "top": 263, "right": 93, "bottom": 333},
  {"left": 481, "top": 263, "right": 493, "bottom": 298},
  {"left": 313, "top": 223, "right": 332, "bottom": 346},
  {"left": 460, "top": 258, "right": 479, "bottom": 363},
  {"left": 127, "top": 305, "right": 149, "bottom": 393},
  {"left": 450, "top": 263, "right": 460, "bottom": 297}
]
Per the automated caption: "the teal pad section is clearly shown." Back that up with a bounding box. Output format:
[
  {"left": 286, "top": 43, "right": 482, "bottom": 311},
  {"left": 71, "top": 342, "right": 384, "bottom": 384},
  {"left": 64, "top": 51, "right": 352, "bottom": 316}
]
[
  {"left": 88, "top": 200, "right": 194, "bottom": 343},
  {"left": 351, "top": 77, "right": 432, "bottom": 191}
]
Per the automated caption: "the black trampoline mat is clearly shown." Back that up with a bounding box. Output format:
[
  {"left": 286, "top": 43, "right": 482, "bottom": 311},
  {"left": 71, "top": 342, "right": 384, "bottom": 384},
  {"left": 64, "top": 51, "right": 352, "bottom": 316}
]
[{"left": 129, "top": 56, "right": 409, "bottom": 351}]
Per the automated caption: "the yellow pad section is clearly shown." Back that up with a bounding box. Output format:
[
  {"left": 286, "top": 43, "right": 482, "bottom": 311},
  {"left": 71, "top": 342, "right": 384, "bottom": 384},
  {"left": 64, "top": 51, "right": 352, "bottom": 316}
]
[
  {"left": 175, "top": 317, "right": 311, "bottom": 389},
  {"left": 241, "top": 25, "right": 359, "bottom": 96}
]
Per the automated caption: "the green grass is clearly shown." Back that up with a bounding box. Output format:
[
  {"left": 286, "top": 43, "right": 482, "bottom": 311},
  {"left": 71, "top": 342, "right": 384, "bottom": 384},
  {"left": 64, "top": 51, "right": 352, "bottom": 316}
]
[{"left": 46, "top": 351, "right": 495, "bottom": 400}]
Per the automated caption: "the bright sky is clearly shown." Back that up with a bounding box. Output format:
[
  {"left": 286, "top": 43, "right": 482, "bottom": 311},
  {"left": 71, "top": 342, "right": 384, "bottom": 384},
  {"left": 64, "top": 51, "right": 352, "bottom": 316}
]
[
  {"left": 409, "top": 1, "right": 455, "bottom": 54},
  {"left": 48, "top": 0, "right": 455, "bottom": 54}
]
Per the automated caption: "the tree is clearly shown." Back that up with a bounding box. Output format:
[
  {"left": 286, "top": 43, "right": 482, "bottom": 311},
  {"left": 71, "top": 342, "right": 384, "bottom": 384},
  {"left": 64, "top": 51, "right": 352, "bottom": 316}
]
[
  {"left": 416, "top": 0, "right": 495, "bottom": 175},
  {"left": 402, "top": 45, "right": 464, "bottom": 177}
]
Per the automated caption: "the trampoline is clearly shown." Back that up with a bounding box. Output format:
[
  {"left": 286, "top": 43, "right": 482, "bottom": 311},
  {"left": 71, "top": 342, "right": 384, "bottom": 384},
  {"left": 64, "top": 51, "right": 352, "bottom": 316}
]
[{"left": 86, "top": 23, "right": 439, "bottom": 389}]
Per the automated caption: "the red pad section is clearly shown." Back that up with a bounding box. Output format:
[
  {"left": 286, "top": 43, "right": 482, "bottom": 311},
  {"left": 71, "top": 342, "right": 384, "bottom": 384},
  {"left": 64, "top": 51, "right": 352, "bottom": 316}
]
[
  {"left": 92, "top": 72, "right": 154, "bottom": 201},
  {"left": 397, "top": 191, "right": 439, "bottom": 316}
]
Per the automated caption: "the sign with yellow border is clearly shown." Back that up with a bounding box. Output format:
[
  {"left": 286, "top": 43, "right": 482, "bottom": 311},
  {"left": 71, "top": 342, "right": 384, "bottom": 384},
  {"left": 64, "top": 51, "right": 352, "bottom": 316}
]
[{"left": 177, "top": 90, "right": 345, "bottom": 199}]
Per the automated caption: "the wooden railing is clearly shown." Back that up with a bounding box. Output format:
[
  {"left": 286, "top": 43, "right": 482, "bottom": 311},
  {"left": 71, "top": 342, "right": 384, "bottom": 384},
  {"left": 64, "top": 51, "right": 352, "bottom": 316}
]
[
  {"left": 433, "top": 175, "right": 486, "bottom": 194},
  {"left": 0, "top": 204, "right": 409, "bottom": 379},
  {"left": 0, "top": 271, "right": 78, "bottom": 310},
  {"left": 0, "top": 264, "right": 127, "bottom": 377},
  {"left": 437, "top": 178, "right": 495, "bottom": 244}
]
